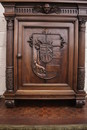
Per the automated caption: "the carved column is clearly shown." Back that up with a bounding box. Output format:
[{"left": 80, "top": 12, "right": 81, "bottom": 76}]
[
  {"left": 6, "top": 18, "right": 14, "bottom": 92},
  {"left": 77, "top": 19, "right": 86, "bottom": 91},
  {"left": 76, "top": 18, "right": 86, "bottom": 107}
]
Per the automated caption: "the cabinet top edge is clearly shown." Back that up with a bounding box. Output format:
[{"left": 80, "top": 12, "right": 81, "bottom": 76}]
[{"left": 0, "top": 0, "right": 87, "bottom": 4}]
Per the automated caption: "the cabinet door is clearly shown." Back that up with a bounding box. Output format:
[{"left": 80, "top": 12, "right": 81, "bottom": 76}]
[{"left": 14, "top": 18, "right": 78, "bottom": 98}]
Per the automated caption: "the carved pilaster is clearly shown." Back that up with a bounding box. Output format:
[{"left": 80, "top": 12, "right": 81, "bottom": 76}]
[
  {"left": 6, "top": 18, "right": 14, "bottom": 92},
  {"left": 77, "top": 18, "right": 86, "bottom": 91}
]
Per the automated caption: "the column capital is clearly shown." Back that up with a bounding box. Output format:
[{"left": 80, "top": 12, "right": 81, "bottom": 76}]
[
  {"left": 7, "top": 19, "right": 14, "bottom": 30},
  {"left": 79, "top": 18, "right": 86, "bottom": 31}
]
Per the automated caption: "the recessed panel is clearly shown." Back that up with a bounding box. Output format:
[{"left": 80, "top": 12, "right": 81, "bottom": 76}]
[{"left": 22, "top": 27, "right": 68, "bottom": 84}]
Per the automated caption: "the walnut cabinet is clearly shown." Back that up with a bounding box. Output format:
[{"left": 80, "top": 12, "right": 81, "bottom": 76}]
[{"left": 0, "top": 0, "right": 87, "bottom": 107}]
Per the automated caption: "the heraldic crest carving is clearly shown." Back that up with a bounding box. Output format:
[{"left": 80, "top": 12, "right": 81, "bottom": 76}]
[{"left": 28, "top": 30, "right": 66, "bottom": 79}]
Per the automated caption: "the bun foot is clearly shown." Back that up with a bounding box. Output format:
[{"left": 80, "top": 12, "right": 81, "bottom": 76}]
[
  {"left": 76, "top": 99, "right": 86, "bottom": 108},
  {"left": 5, "top": 100, "right": 15, "bottom": 108}
]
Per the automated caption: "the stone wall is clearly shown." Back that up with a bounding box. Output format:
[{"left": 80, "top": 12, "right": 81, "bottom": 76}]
[
  {"left": 0, "top": 4, "right": 6, "bottom": 95},
  {"left": 0, "top": 3, "right": 87, "bottom": 95}
]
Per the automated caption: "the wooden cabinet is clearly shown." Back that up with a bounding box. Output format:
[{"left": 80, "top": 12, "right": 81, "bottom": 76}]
[{"left": 1, "top": 0, "right": 87, "bottom": 107}]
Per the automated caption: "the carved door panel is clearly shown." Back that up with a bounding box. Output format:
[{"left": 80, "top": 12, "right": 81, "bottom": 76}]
[{"left": 15, "top": 21, "right": 75, "bottom": 92}]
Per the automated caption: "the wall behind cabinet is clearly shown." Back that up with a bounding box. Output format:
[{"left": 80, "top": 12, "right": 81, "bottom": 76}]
[{"left": 0, "top": 3, "right": 6, "bottom": 95}]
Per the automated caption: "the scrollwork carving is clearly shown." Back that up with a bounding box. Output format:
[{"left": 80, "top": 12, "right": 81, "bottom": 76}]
[{"left": 28, "top": 35, "right": 33, "bottom": 47}]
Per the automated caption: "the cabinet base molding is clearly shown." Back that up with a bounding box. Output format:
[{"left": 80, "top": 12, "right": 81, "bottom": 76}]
[{"left": 4, "top": 99, "right": 86, "bottom": 108}]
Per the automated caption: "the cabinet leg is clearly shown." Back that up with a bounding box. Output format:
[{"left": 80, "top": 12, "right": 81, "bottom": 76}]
[
  {"left": 5, "top": 100, "right": 15, "bottom": 108},
  {"left": 76, "top": 99, "right": 86, "bottom": 108}
]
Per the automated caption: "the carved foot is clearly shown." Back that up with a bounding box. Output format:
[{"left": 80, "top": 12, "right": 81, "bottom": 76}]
[
  {"left": 5, "top": 100, "right": 15, "bottom": 108},
  {"left": 76, "top": 99, "right": 86, "bottom": 108}
]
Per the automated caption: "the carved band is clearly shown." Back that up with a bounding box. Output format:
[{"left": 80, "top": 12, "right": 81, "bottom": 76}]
[
  {"left": 77, "top": 68, "right": 85, "bottom": 90},
  {"left": 6, "top": 66, "right": 14, "bottom": 92}
]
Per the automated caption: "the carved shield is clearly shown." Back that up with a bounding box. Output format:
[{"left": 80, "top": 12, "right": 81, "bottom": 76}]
[
  {"left": 28, "top": 32, "right": 65, "bottom": 79},
  {"left": 40, "top": 43, "right": 53, "bottom": 63}
]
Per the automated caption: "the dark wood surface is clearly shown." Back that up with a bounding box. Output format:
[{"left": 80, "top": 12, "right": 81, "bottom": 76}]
[{"left": 0, "top": 98, "right": 87, "bottom": 125}]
